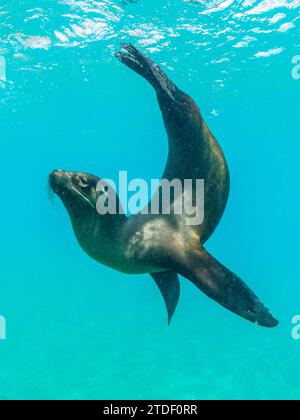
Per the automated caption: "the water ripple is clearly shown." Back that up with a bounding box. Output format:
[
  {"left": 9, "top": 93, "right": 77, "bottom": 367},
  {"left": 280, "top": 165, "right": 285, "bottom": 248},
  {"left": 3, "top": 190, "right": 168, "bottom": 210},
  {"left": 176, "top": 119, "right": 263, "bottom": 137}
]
[
  {"left": 0, "top": 1, "right": 298, "bottom": 51},
  {"left": 0, "top": 0, "right": 299, "bottom": 90}
]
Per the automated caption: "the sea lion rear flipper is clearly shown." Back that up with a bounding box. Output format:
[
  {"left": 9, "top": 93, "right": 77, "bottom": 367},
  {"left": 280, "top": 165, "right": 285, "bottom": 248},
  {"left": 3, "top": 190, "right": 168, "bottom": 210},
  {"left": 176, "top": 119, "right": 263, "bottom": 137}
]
[
  {"left": 151, "top": 271, "right": 180, "bottom": 325},
  {"left": 178, "top": 248, "right": 279, "bottom": 328}
]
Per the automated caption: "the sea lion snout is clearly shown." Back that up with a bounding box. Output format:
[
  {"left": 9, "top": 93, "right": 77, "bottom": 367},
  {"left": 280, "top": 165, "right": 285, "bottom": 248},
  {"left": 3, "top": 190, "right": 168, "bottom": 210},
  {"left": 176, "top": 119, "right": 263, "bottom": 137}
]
[{"left": 49, "top": 169, "right": 71, "bottom": 194}]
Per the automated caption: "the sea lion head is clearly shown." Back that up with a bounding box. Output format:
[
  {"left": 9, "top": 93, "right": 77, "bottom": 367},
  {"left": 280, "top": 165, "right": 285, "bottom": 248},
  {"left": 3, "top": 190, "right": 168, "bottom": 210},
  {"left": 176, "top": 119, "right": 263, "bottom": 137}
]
[
  {"left": 49, "top": 169, "right": 107, "bottom": 216},
  {"left": 49, "top": 169, "right": 127, "bottom": 269}
]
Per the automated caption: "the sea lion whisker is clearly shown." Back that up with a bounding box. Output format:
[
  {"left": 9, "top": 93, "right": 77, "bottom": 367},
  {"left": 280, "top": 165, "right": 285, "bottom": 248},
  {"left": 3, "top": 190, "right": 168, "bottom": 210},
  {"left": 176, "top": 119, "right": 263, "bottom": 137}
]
[
  {"left": 48, "top": 180, "right": 55, "bottom": 208},
  {"left": 70, "top": 186, "right": 95, "bottom": 210}
]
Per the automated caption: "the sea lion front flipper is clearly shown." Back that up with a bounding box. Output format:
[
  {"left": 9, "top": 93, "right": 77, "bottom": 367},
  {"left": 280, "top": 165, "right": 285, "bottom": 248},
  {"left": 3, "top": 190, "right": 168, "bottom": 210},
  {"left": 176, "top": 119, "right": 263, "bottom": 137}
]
[
  {"left": 151, "top": 271, "right": 180, "bottom": 325},
  {"left": 115, "top": 43, "right": 181, "bottom": 101},
  {"left": 177, "top": 248, "right": 279, "bottom": 328},
  {"left": 115, "top": 44, "right": 203, "bottom": 152},
  {"left": 115, "top": 44, "right": 229, "bottom": 242}
]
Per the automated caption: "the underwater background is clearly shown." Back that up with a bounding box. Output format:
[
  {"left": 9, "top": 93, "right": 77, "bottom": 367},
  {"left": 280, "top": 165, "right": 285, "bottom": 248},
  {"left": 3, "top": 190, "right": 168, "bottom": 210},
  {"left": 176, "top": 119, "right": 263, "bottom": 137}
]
[{"left": 0, "top": 0, "right": 300, "bottom": 400}]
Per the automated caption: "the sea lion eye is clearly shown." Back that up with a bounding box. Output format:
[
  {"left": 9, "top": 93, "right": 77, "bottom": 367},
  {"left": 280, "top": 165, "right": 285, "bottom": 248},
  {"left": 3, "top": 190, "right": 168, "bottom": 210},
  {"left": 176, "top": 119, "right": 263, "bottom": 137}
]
[{"left": 78, "top": 177, "right": 89, "bottom": 188}]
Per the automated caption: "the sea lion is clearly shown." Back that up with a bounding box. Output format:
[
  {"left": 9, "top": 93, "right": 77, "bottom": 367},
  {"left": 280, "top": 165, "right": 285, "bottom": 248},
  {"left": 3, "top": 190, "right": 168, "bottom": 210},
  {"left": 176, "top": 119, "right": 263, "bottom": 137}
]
[{"left": 49, "top": 44, "right": 278, "bottom": 328}]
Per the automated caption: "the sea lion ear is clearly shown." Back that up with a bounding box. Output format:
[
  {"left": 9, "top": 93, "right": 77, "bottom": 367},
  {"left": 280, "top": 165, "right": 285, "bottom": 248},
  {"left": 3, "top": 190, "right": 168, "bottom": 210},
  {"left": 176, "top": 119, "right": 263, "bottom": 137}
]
[
  {"left": 151, "top": 271, "right": 180, "bottom": 325},
  {"left": 178, "top": 248, "right": 279, "bottom": 328}
]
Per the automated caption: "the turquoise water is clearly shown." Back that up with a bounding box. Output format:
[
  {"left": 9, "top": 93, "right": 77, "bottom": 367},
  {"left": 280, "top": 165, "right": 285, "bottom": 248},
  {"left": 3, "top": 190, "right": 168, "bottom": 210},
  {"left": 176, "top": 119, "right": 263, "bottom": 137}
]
[{"left": 0, "top": 0, "right": 300, "bottom": 400}]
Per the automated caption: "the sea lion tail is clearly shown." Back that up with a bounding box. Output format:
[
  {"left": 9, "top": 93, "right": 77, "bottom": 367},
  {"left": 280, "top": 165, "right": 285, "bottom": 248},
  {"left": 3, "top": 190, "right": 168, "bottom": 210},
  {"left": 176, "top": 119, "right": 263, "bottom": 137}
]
[
  {"left": 151, "top": 271, "right": 180, "bottom": 325},
  {"left": 178, "top": 247, "right": 279, "bottom": 328}
]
